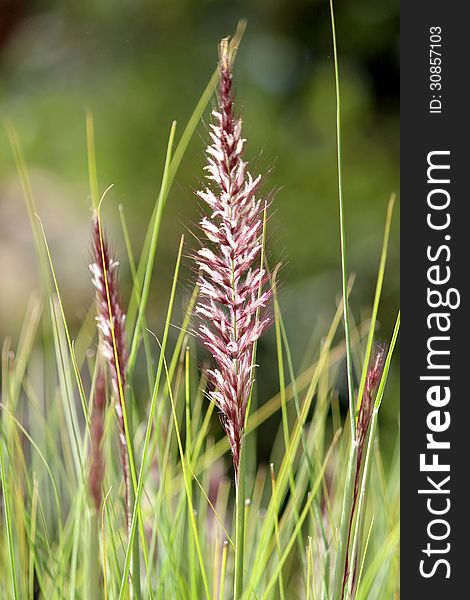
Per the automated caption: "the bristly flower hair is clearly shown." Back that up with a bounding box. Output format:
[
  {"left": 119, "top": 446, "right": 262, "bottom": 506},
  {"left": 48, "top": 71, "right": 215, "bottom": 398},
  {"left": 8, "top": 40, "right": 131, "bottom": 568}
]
[
  {"left": 90, "top": 213, "right": 131, "bottom": 532},
  {"left": 194, "top": 38, "right": 272, "bottom": 478}
]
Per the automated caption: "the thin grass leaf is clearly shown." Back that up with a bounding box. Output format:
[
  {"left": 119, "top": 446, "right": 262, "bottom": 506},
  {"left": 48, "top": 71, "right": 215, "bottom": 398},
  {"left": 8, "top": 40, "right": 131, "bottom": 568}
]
[
  {"left": 355, "top": 194, "right": 396, "bottom": 416},
  {"left": 119, "top": 236, "right": 184, "bottom": 598}
]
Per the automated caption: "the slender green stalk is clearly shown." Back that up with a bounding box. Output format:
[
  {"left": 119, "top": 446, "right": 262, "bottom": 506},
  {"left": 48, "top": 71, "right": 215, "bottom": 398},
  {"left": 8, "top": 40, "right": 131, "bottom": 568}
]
[
  {"left": 86, "top": 112, "right": 100, "bottom": 210},
  {"left": 347, "top": 313, "right": 400, "bottom": 596},
  {"left": 234, "top": 442, "right": 246, "bottom": 599},
  {"left": 270, "top": 464, "right": 286, "bottom": 600},
  {"left": 346, "top": 413, "right": 377, "bottom": 599},
  {"left": 129, "top": 440, "right": 141, "bottom": 598},
  {"left": 185, "top": 347, "right": 192, "bottom": 459},
  {"left": 118, "top": 204, "right": 154, "bottom": 396},
  {"left": 0, "top": 433, "right": 19, "bottom": 599},
  {"left": 219, "top": 541, "right": 229, "bottom": 600},
  {"left": 306, "top": 538, "right": 312, "bottom": 600},
  {"left": 69, "top": 486, "right": 85, "bottom": 600},
  {"left": 331, "top": 437, "right": 358, "bottom": 600},
  {"left": 88, "top": 511, "right": 101, "bottom": 600},
  {"left": 185, "top": 348, "right": 198, "bottom": 598},
  {"left": 128, "top": 121, "right": 177, "bottom": 379},
  {"left": 273, "top": 281, "right": 305, "bottom": 558},
  {"left": 355, "top": 516, "right": 375, "bottom": 597},
  {"left": 356, "top": 194, "right": 396, "bottom": 415},
  {"left": 212, "top": 536, "right": 221, "bottom": 600},
  {"left": 29, "top": 477, "right": 39, "bottom": 600},
  {"left": 329, "top": 2, "right": 359, "bottom": 596},
  {"left": 329, "top": 0, "right": 355, "bottom": 436}
]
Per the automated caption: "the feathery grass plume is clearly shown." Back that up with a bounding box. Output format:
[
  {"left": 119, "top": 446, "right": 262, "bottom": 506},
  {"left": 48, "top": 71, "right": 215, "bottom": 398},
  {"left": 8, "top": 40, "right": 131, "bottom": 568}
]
[
  {"left": 356, "top": 345, "right": 386, "bottom": 453},
  {"left": 89, "top": 368, "right": 106, "bottom": 512},
  {"left": 90, "top": 213, "right": 131, "bottom": 532},
  {"left": 195, "top": 38, "right": 271, "bottom": 478},
  {"left": 341, "top": 344, "right": 386, "bottom": 599}
]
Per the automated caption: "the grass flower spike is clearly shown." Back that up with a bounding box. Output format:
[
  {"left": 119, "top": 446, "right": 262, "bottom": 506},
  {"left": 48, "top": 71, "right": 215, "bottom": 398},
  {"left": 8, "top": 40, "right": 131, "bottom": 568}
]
[
  {"left": 195, "top": 38, "right": 271, "bottom": 478},
  {"left": 90, "top": 213, "right": 131, "bottom": 532},
  {"left": 356, "top": 345, "right": 386, "bottom": 452}
]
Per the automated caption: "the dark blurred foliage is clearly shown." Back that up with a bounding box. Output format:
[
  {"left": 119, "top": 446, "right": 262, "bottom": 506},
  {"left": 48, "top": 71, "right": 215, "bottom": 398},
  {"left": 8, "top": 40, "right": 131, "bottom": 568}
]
[{"left": 0, "top": 0, "right": 399, "bottom": 457}]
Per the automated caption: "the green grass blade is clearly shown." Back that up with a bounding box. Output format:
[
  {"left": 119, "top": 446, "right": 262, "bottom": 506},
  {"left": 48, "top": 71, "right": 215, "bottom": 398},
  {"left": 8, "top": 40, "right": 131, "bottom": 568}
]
[
  {"left": 356, "top": 194, "right": 396, "bottom": 416},
  {"left": 329, "top": 0, "right": 355, "bottom": 436},
  {"left": 0, "top": 432, "right": 19, "bottom": 599},
  {"left": 119, "top": 236, "right": 184, "bottom": 598},
  {"left": 86, "top": 112, "right": 100, "bottom": 210},
  {"left": 127, "top": 121, "right": 177, "bottom": 379}
]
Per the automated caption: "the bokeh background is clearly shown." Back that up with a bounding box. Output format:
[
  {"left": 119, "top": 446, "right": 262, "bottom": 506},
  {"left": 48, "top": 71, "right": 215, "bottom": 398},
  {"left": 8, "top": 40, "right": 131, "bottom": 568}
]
[{"left": 0, "top": 0, "right": 399, "bottom": 458}]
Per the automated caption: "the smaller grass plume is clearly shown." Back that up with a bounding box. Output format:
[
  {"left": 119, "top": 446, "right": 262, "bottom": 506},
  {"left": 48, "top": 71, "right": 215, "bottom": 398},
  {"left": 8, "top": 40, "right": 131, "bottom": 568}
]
[
  {"left": 341, "top": 343, "right": 386, "bottom": 598},
  {"left": 90, "top": 213, "right": 131, "bottom": 532}
]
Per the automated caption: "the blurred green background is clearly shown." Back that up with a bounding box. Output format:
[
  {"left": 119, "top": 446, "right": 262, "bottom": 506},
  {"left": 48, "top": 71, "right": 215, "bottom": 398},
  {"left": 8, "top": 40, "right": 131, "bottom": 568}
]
[{"left": 0, "top": 0, "right": 399, "bottom": 455}]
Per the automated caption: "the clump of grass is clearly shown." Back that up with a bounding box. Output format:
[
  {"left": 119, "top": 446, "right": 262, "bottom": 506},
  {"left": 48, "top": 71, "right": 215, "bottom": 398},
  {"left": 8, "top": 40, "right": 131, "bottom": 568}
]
[{"left": 0, "top": 16, "right": 399, "bottom": 600}]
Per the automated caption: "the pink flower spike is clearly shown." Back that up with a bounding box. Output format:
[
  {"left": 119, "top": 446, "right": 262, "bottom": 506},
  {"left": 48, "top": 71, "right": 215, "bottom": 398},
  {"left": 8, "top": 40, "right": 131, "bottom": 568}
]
[{"left": 194, "top": 39, "right": 272, "bottom": 478}]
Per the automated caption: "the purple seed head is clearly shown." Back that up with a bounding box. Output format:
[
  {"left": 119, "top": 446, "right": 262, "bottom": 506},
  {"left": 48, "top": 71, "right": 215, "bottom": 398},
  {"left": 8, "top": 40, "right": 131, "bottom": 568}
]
[
  {"left": 90, "top": 214, "right": 131, "bottom": 532},
  {"left": 90, "top": 215, "right": 127, "bottom": 396},
  {"left": 356, "top": 344, "right": 386, "bottom": 447},
  {"left": 195, "top": 39, "right": 271, "bottom": 477}
]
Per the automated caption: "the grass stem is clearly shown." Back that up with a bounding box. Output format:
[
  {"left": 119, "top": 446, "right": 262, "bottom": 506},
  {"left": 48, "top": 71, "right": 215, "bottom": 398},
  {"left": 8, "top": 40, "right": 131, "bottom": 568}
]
[
  {"left": 329, "top": 0, "right": 355, "bottom": 437},
  {"left": 331, "top": 437, "right": 358, "bottom": 600},
  {"left": 88, "top": 510, "right": 101, "bottom": 600},
  {"left": 234, "top": 441, "right": 246, "bottom": 599}
]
